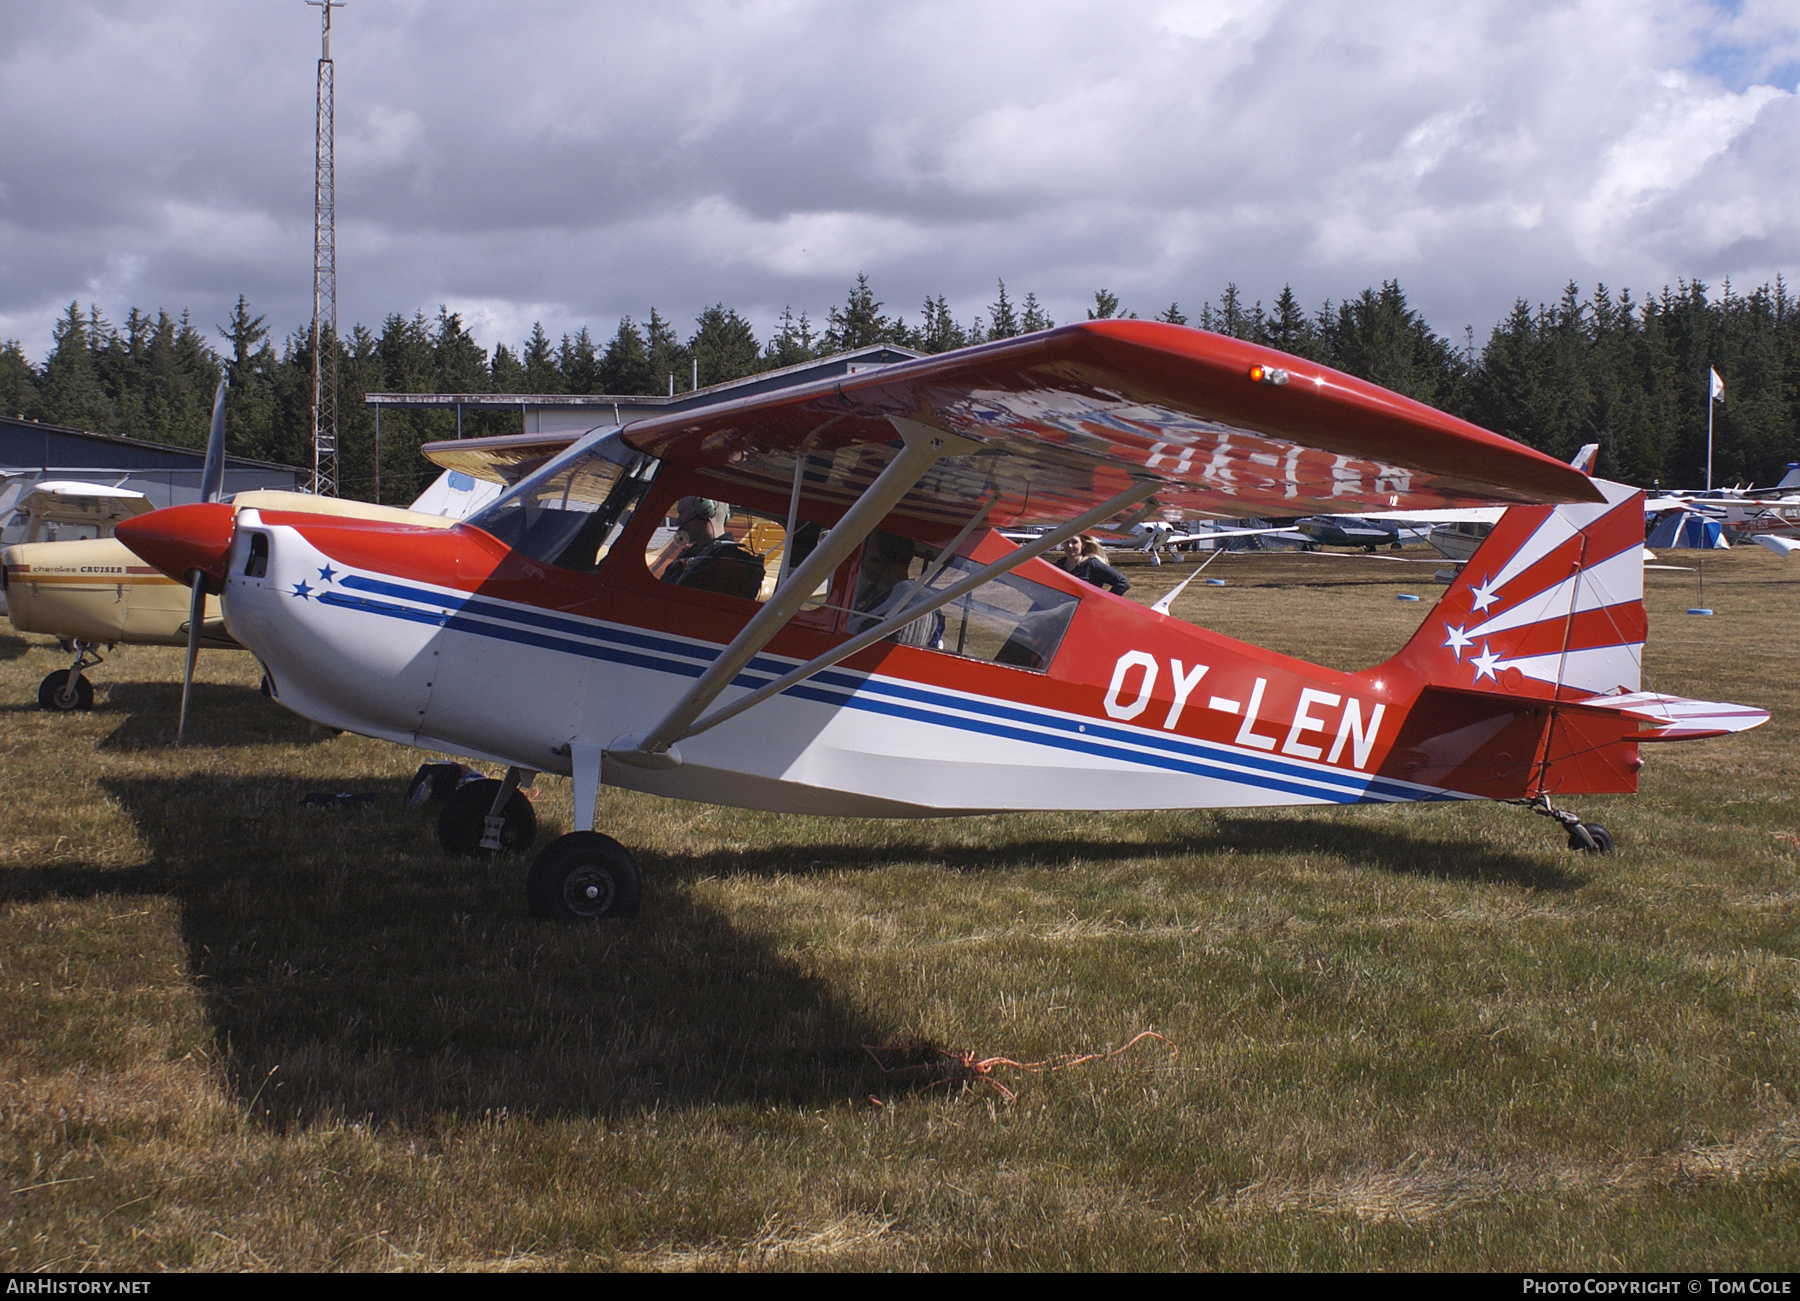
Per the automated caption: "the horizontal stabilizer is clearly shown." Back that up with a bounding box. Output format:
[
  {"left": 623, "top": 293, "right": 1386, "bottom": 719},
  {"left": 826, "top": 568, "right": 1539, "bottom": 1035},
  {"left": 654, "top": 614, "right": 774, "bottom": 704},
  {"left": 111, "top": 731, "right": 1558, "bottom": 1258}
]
[
  {"left": 1753, "top": 534, "right": 1800, "bottom": 558},
  {"left": 1562, "top": 691, "right": 1770, "bottom": 742}
]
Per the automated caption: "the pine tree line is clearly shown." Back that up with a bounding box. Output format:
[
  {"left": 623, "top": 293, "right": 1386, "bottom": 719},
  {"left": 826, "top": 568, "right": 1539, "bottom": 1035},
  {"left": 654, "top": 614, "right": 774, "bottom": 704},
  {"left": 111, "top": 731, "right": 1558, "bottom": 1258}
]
[{"left": 2, "top": 274, "right": 1794, "bottom": 504}]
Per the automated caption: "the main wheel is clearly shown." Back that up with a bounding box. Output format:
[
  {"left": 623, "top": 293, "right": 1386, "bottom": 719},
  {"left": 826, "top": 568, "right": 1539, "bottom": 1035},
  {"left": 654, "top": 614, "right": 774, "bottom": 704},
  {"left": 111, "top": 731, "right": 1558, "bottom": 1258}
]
[
  {"left": 436, "top": 778, "right": 537, "bottom": 856},
  {"left": 38, "top": 669, "right": 93, "bottom": 712},
  {"left": 527, "top": 832, "right": 641, "bottom": 920}
]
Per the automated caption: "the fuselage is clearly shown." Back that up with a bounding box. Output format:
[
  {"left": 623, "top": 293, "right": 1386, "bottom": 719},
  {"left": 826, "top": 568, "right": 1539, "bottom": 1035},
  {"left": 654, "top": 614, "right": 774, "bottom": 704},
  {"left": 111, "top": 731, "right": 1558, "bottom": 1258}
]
[
  {"left": 190, "top": 439, "right": 1655, "bottom": 823},
  {"left": 223, "top": 506, "right": 1438, "bottom": 816},
  {"left": 2, "top": 535, "right": 224, "bottom": 647}
]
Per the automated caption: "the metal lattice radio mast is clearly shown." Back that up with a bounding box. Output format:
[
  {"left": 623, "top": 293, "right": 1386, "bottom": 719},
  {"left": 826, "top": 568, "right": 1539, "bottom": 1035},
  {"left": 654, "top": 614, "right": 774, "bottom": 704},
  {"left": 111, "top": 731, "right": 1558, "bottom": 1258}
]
[{"left": 307, "top": 0, "right": 345, "bottom": 496}]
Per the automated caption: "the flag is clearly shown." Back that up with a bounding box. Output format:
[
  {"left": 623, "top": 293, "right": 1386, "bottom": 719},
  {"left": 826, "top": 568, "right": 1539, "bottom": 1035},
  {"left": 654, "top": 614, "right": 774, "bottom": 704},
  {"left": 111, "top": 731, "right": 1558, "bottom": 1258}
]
[{"left": 1710, "top": 368, "right": 1726, "bottom": 403}]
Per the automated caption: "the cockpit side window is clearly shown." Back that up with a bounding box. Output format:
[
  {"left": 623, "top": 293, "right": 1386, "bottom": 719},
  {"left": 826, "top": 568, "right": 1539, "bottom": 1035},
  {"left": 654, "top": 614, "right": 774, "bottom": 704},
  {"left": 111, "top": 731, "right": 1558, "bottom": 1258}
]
[{"left": 468, "top": 431, "right": 660, "bottom": 573}]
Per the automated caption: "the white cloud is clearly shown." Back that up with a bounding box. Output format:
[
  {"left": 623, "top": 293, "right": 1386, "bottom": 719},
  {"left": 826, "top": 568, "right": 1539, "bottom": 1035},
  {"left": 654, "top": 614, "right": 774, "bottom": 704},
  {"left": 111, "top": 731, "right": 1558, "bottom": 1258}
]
[
  {"left": 1574, "top": 74, "right": 1787, "bottom": 255},
  {"left": 0, "top": 0, "right": 1796, "bottom": 362}
]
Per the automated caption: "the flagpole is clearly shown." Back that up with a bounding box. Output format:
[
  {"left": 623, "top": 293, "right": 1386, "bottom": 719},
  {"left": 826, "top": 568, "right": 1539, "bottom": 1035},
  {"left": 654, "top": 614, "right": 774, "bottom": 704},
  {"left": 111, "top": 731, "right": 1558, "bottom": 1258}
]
[{"left": 1707, "top": 374, "right": 1714, "bottom": 491}]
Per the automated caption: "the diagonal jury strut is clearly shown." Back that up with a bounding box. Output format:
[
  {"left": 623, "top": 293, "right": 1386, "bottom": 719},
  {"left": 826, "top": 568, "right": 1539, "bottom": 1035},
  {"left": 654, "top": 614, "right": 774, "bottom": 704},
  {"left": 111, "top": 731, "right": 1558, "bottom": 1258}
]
[
  {"left": 612, "top": 418, "right": 980, "bottom": 762},
  {"left": 669, "top": 477, "right": 1161, "bottom": 746}
]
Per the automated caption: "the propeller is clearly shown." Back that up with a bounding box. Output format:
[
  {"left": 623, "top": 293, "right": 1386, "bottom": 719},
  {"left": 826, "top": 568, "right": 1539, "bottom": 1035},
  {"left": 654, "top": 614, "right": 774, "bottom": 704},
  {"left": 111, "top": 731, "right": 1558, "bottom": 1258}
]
[{"left": 177, "top": 378, "right": 228, "bottom": 745}]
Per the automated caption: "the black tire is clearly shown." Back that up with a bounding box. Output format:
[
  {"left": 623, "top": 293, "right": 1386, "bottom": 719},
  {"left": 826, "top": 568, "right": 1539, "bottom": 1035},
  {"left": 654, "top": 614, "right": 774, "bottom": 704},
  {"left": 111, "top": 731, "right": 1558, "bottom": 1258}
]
[
  {"left": 407, "top": 761, "right": 472, "bottom": 809},
  {"left": 436, "top": 778, "right": 537, "bottom": 856},
  {"left": 38, "top": 669, "right": 93, "bottom": 713},
  {"left": 527, "top": 832, "right": 641, "bottom": 920},
  {"left": 1569, "top": 822, "right": 1614, "bottom": 854}
]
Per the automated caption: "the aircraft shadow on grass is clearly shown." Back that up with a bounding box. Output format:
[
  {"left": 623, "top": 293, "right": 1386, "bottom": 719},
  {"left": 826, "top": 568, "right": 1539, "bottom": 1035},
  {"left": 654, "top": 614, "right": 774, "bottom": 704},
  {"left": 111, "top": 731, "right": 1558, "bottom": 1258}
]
[
  {"left": 96, "top": 681, "right": 334, "bottom": 751},
  {"left": 3, "top": 773, "right": 1574, "bottom": 1128},
  {"left": 13, "top": 772, "right": 914, "bottom": 1129},
  {"left": 0, "top": 633, "right": 33, "bottom": 662},
  {"left": 656, "top": 813, "right": 1581, "bottom": 892}
]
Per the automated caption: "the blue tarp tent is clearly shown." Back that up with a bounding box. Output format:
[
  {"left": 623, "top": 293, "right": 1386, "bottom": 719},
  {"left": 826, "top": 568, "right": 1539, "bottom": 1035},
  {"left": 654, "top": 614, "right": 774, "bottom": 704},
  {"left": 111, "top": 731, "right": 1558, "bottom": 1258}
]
[{"left": 1647, "top": 511, "right": 1729, "bottom": 549}]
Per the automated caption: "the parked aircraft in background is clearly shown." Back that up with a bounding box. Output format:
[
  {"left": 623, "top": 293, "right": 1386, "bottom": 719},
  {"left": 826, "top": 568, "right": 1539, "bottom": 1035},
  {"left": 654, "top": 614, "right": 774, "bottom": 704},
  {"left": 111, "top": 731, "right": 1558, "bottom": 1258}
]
[
  {"left": 3, "top": 383, "right": 508, "bottom": 717},
  {"left": 0, "top": 478, "right": 156, "bottom": 618},
  {"left": 117, "top": 323, "right": 1766, "bottom": 923},
  {"left": 1366, "top": 446, "right": 1600, "bottom": 565},
  {"left": 1640, "top": 463, "right": 1800, "bottom": 550},
  {"left": 1292, "top": 514, "right": 1429, "bottom": 552},
  {"left": 1109, "top": 519, "right": 1297, "bottom": 563},
  {"left": 0, "top": 477, "right": 155, "bottom": 547}
]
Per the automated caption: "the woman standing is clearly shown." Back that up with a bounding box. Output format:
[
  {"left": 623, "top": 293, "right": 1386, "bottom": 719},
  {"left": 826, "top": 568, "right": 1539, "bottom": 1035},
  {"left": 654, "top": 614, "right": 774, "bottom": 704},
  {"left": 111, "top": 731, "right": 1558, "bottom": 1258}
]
[{"left": 1056, "top": 534, "right": 1132, "bottom": 596}]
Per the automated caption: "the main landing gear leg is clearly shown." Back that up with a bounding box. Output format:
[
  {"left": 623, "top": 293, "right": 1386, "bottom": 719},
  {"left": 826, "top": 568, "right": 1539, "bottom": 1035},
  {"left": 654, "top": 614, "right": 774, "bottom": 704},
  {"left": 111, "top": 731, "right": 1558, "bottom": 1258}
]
[
  {"left": 38, "top": 639, "right": 102, "bottom": 712},
  {"left": 1517, "top": 793, "right": 1614, "bottom": 854},
  {"left": 526, "top": 742, "right": 642, "bottom": 920},
  {"left": 480, "top": 766, "right": 530, "bottom": 852}
]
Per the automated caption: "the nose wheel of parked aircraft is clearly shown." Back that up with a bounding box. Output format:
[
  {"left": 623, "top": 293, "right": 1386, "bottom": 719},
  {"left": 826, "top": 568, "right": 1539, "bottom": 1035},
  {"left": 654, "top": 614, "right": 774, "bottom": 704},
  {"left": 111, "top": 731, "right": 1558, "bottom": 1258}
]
[
  {"left": 37, "top": 640, "right": 103, "bottom": 712},
  {"left": 527, "top": 832, "right": 641, "bottom": 921}
]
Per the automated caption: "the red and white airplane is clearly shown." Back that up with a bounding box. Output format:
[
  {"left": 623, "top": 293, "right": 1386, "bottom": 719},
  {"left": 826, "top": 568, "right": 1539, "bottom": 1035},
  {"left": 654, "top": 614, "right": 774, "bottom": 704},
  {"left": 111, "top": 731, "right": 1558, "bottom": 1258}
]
[{"left": 115, "top": 322, "right": 1767, "bottom": 920}]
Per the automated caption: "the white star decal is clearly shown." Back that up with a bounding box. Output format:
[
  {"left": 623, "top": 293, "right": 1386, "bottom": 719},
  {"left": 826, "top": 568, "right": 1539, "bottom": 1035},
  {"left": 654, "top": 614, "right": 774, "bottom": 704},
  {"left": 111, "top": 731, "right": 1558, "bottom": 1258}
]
[
  {"left": 1442, "top": 623, "right": 1473, "bottom": 660},
  {"left": 1470, "top": 573, "right": 1502, "bottom": 613},
  {"left": 1470, "top": 641, "right": 1501, "bottom": 683}
]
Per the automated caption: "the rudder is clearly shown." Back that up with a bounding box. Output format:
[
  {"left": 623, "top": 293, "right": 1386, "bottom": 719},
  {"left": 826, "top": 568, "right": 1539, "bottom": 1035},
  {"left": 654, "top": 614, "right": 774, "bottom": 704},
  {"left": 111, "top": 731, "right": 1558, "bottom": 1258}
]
[{"left": 1385, "top": 478, "right": 1647, "bottom": 703}]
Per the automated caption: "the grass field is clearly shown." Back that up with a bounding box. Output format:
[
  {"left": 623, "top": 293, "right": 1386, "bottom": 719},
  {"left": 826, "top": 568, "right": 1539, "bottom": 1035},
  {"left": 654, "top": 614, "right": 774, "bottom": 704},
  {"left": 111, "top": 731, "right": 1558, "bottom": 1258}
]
[{"left": 0, "top": 545, "right": 1795, "bottom": 1270}]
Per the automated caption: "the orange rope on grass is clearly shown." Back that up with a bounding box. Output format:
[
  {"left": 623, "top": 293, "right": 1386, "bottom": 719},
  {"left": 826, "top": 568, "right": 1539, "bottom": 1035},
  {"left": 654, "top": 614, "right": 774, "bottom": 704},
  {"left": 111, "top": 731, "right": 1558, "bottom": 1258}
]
[{"left": 863, "top": 1030, "right": 1177, "bottom": 1102}]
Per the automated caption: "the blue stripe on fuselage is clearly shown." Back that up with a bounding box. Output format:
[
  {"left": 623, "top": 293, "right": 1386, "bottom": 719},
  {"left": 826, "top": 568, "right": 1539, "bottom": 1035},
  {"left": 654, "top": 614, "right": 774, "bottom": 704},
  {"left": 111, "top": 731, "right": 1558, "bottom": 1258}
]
[{"left": 322, "top": 572, "right": 1449, "bottom": 805}]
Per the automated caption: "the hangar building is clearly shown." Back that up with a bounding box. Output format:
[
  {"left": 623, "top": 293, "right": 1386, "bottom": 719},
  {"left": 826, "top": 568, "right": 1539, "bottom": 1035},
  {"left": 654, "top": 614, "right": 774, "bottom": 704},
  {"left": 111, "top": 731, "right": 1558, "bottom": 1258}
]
[
  {"left": 365, "top": 343, "right": 924, "bottom": 437},
  {"left": 0, "top": 415, "right": 307, "bottom": 506}
]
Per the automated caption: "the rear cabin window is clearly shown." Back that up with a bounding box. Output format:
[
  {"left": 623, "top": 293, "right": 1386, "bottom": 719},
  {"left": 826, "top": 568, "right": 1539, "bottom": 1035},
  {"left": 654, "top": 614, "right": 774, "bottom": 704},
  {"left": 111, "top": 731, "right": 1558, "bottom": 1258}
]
[{"left": 850, "top": 531, "right": 1078, "bottom": 672}]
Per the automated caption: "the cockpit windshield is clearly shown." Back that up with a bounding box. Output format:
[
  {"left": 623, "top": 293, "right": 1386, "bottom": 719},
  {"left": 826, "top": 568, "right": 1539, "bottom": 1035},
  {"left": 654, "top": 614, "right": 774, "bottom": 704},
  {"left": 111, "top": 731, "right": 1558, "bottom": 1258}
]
[{"left": 467, "top": 429, "right": 660, "bottom": 573}]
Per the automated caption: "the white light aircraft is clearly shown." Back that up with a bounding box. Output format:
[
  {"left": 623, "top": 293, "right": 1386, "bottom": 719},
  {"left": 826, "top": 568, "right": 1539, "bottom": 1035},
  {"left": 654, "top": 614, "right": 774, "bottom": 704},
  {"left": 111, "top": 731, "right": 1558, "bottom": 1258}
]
[{"left": 115, "top": 324, "right": 1767, "bottom": 921}]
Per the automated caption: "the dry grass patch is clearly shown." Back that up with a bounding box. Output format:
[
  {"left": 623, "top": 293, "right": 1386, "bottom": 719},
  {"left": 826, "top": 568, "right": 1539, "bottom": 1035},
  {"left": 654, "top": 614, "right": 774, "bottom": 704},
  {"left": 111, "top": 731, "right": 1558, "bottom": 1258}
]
[{"left": 0, "top": 547, "right": 1794, "bottom": 1269}]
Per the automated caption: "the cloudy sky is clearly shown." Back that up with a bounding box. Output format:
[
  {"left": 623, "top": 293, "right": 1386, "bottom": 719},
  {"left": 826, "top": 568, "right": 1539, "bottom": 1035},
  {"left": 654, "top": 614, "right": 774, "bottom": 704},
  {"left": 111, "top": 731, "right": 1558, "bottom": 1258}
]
[{"left": 2, "top": 0, "right": 1796, "bottom": 362}]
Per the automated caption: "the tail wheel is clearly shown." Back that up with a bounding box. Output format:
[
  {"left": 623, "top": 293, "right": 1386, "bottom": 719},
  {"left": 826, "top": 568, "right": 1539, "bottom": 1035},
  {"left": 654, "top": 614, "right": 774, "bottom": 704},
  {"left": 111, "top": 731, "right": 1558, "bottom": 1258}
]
[
  {"left": 436, "top": 778, "right": 537, "bottom": 856},
  {"left": 37, "top": 670, "right": 93, "bottom": 713},
  {"left": 1569, "top": 823, "right": 1614, "bottom": 853},
  {"left": 528, "top": 832, "right": 641, "bottom": 920}
]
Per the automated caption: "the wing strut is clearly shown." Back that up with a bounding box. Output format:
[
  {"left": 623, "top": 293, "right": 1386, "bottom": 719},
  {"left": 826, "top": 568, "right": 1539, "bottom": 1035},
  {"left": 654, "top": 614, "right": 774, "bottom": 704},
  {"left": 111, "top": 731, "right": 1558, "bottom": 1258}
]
[
  {"left": 624, "top": 476, "right": 1161, "bottom": 755},
  {"left": 610, "top": 418, "right": 981, "bottom": 765}
]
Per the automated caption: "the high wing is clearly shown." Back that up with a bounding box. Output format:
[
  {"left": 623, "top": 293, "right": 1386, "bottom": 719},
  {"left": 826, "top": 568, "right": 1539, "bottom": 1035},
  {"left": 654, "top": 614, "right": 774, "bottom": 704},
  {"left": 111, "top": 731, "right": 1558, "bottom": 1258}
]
[
  {"left": 1363, "top": 506, "right": 1507, "bottom": 525},
  {"left": 18, "top": 480, "right": 155, "bottom": 533},
  {"left": 1150, "top": 525, "right": 1295, "bottom": 544},
  {"left": 425, "top": 322, "right": 1599, "bottom": 531},
  {"left": 422, "top": 435, "right": 588, "bottom": 488}
]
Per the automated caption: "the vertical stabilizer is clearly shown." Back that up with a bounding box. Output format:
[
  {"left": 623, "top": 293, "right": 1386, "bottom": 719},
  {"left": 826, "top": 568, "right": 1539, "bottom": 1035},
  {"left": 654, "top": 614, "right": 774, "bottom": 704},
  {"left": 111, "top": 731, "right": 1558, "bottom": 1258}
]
[{"left": 1385, "top": 479, "right": 1647, "bottom": 702}]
